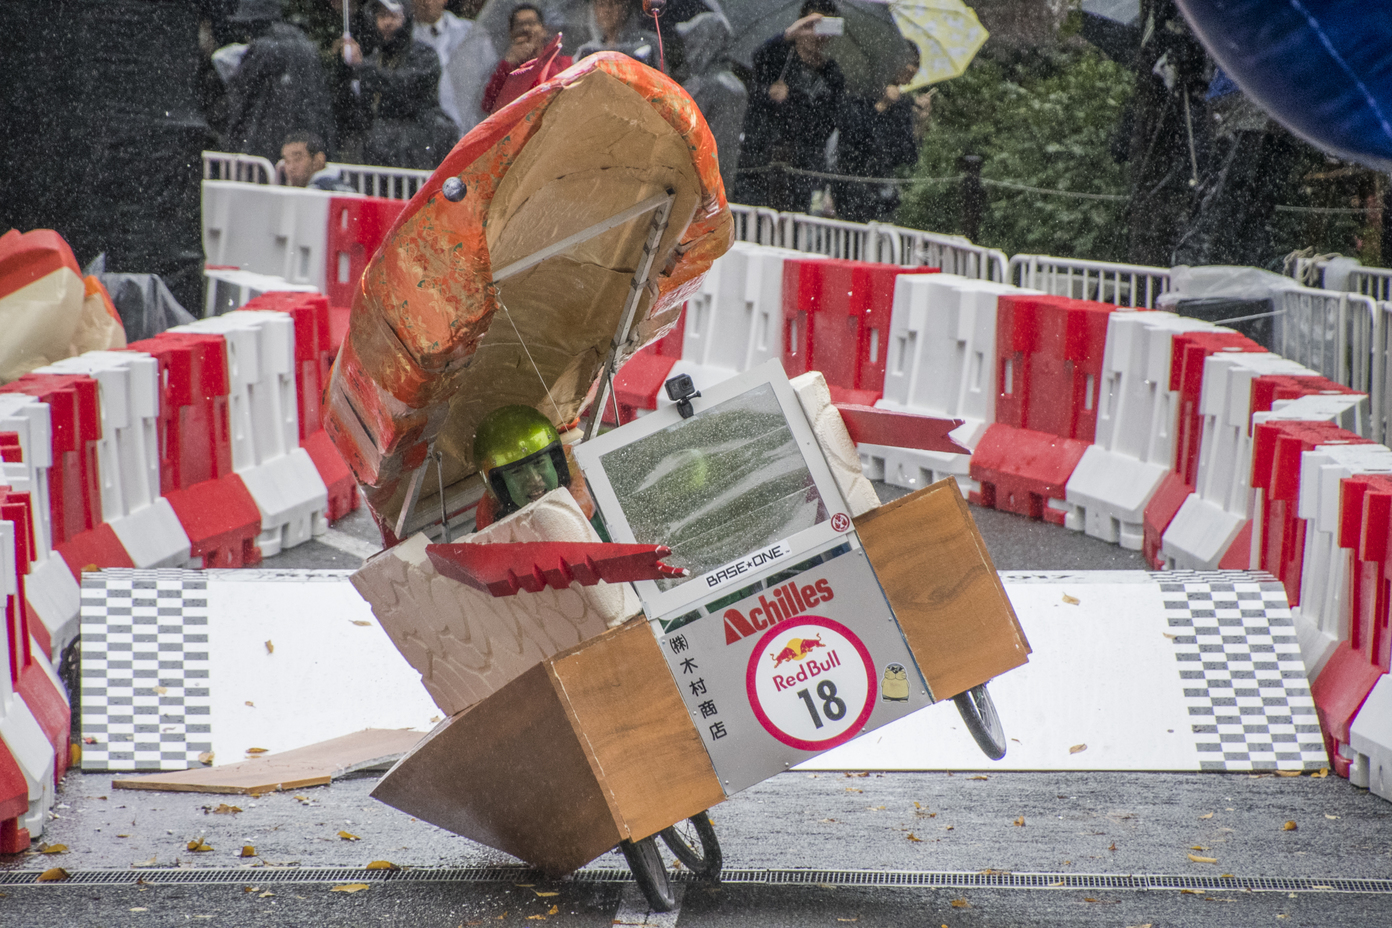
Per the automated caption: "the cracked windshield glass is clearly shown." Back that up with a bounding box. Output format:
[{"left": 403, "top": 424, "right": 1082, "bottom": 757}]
[{"left": 600, "top": 383, "right": 828, "bottom": 589}]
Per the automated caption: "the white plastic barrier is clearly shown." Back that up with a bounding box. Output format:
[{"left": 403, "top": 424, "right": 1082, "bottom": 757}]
[
  {"left": 0, "top": 520, "right": 57, "bottom": 838},
  {"left": 1008, "top": 254, "right": 1171, "bottom": 308},
  {"left": 1290, "top": 442, "right": 1392, "bottom": 679},
  {"left": 1350, "top": 673, "right": 1392, "bottom": 802},
  {"left": 1065, "top": 313, "right": 1225, "bottom": 549},
  {"left": 34, "top": 352, "right": 192, "bottom": 569},
  {"left": 202, "top": 181, "right": 332, "bottom": 295},
  {"left": 174, "top": 312, "right": 328, "bottom": 556},
  {"left": 668, "top": 243, "right": 812, "bottom": 395},
  {"left": 859, "top": 273, "right": 1027, "bottom": 494},
  {"left": 0, "top": 395, "right": 79, "bottom": 661},
  {"left": 1161, "top": 352, "right": 1316, "bottom": 570},
  {"left": 204, "top": 268, "right": 319, "bottom": 318}
]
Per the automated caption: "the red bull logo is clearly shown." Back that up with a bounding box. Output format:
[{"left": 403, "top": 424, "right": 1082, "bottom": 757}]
[
  {"left": 724, "top": 577, "right": 835, "bottom": 644},
  {"left": 770, "top": 635, "right": 827, "bottom": 668}
]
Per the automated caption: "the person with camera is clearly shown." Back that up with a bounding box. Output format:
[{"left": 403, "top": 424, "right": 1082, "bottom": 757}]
[
  {"left": 735, "top": 0, "right": 846, "bottom": 213},
  {"left": 481, "top": 4, "right": 574, "bottom": 114}
]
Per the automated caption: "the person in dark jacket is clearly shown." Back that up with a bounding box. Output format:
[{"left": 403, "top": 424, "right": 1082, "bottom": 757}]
[
  {"left": 221, "top": 0, "right": 336, "bottom": 162},
  {"left": 735, "top": 0, "right": 845, "bottom": 213},
  {"left": 833, "top": 47, "right": 922, "bottom": 223},
  {"left": 334, "top": 0, "right": 457, "bottom": 168}
]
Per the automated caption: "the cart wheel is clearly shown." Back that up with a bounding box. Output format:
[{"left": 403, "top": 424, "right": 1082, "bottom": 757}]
[
  {"left": 619, "top": 835, "right": 676, "bottom": 912},
  {"left": 659, "top": 810, "right": 722, "bottom": 880},
  {"left": 953, "top": 683, "right": 1006, "bottom": 760}
]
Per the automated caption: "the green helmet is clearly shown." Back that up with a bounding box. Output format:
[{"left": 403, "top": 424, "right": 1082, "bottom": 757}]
[{"left": 473, "top": 405, "right": 571, "bottom": 515}]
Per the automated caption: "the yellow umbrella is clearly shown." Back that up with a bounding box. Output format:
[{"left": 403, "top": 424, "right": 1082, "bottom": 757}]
[{"left": 889, "top": 0, "right": 989, "bottom": 91}]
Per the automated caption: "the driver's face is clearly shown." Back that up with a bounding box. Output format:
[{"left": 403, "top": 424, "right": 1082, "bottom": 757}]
[{"left": 500, "top": 455, "right": 560, "bottom": 508}]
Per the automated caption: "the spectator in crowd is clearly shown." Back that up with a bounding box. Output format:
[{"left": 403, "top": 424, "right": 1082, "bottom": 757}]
[
  {"left": 286, "top": 0, "right": 372, "bottom": 69},
  {"left": 832, "top": 47, "right": 927, "bottom": 223},
  {"left": 280, "top": 130, "right": 357, "bottom": 190},
  {"left": 481, "top": 5, "right": 573, "bottom": 114},
  {"left": 413, "top": 0, "right": 472, "bottom": 128},
  {"left": 574, "top": 0, "right": 660, "bottom": 68},
  {"left": 677, "top": 10, "right": 747, "bottom": 185},
  {"left": 735, "top": 0, "right": 845, "bottom": 213},
  {"left": 222, "top": 0, "right": 336, "bottom": 162},
  {"left": 334, "top": 0, "right": 458, "bottom": 168}
]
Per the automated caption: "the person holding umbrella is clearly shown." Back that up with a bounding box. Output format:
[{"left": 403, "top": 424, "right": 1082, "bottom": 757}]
[{"left": 735, "top": 0, "right": 846, "bottom": 213}]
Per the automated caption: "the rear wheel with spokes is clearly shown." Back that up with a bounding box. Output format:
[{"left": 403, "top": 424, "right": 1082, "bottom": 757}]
[
  {"left": 659, "top": 810, "right": 721, "bottom": 880},
  {"left": 953, "top": 682, "right": 1006, "bottom": 760}
]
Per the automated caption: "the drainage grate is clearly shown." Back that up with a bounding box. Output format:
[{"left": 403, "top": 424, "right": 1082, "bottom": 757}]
[{"left": 2, "top": 867, "right": 1389, "bottom": 894}]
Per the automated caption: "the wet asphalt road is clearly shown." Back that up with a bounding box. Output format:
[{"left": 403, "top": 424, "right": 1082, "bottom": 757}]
[{"left": 4, "top": 486, "right": 1389, "bottom": 927}]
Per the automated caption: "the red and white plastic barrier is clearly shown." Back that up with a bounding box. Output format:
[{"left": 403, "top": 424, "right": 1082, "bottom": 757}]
[{"left": 859, "top": 274, "right": 1030, "bottom": 495}]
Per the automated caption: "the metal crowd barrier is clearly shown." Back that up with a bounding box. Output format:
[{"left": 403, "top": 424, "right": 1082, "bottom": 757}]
[
  {"left": 203, "top": 151, "right": 276, "bottom": 185},
  {"left": 1008, "top": 254, "right": 1172, "bottom": 308}
]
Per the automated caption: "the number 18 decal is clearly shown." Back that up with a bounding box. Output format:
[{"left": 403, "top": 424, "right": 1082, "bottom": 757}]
[{"left": 746, "top": 616, "right": 877, "bottom": 751}]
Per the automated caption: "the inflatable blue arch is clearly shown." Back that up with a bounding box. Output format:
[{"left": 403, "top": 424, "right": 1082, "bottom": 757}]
[{"left": 1176, "top": 0, "right": 1392, "bottom": 171}]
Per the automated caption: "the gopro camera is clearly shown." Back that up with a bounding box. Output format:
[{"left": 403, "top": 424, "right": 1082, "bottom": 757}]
[
  {"left": 812, "top": 16, "right": 844, "bottom": 36},
  {"left": 664, "top": 373, "right": 701, "bottom": 419}
]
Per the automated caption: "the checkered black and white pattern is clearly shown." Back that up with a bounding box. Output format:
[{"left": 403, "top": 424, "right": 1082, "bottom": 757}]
[
  {"left": 80, "top": 570, "right": 213, "bottom": 771},
  {"left": 1156, "top": 570, "right": 1327, "bottom": 772}
]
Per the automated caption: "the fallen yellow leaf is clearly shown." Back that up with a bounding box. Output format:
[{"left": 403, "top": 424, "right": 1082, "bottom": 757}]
[
  {"left": 154, "top": 686, "right": 167, "bottom": 695},
  {"left": 1199, "top": 812, "right": 1214, "bottom": 819},
  {"left": 906, "top": 833, "right": 922, "bottom": 842},
  {"left": 1013, "top": 816, "right": 1025, "bottom": 827},
  {"left": 187, "top": 838, "right": 214, "bottom": 852},
  {"left": 1275, "top": 770, "right": 1303, "bottom": 777},
  {"left": 533, "top": 891, "right": 559, "bottom": 897},
  {"left": 1083, "top": 897, "right": 1099, "bottom": 903},
  {"left": 1062, "top": 593, "right": 1080, "bottom": 605},
  {"left": 1312, "top": 768, "right": 1330, "bottom": 779},
  {"left": 240, "top": 846, "right": 256, "bottom": 858},
  {"left": 330, "top": 883, "right": 369, "bottom": 893},
  {"left": 1187, "top": 854, "right": 1218, "bottom": 864},
  {"left": 366, "top": 861, "right": 399, "bottom": 871},
  {"left": 1069, "top": 744, "right": 1087, "bottom": 754},
  {"left": 547, "top": 905, "right": 558, "bottom": 915},
  {"left": 37, "top": 868, "right": 69, "bottom": 882},
  {"left": 352, "top": 620, "right": 372, "bottom": 626},
  {"left": 265, "top": 640, "right": 274, "bottom": 654},
  {"left": 950, "top": 899, "right": 971, "bottom": 908},
  {"left": 212, "top": 804, "right": 242, "bottom": 815},
  {"left": 338, "top": 831, "right": 361, "bottom": 841},
  {"left": 968, "top": 775, "right": 989, "bottom": 780},
  {"left": 245, "top": 747, "right": 268, "bottom": 755},
  {"left": 198, "top": 752, "right": 214, "bottom": 766},
  {"left": 1190, "top": 846, "right": 1206, "bottom": 851},
  {"left": 38, "top": 843, "right": 67, "bottom": 854},
  {"left": 1325, "top": 814, "right": 1339, "bottom": 820},
  {"left": 1283, "top": 820, "right": 1297, "bottom": 831},
  {"left": 245, "top": 701, "right": 255, "bottom": 708},
  {"left": 259, "top": 891, "right": 274, "bottom": 898},
  {"left": 130, "top": 906, "right": 148, "bottom": 912}
]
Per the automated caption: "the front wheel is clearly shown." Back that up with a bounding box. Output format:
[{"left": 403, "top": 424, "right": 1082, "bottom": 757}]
[
  {"left": 659, "top": 810, "right": 721, "bottom": 880},
  {"left": 953, "top": 682, "right": 1006, "bottom": 760},
  {"left": 619, "top": 835, "right": 676, "bottom": 912}
]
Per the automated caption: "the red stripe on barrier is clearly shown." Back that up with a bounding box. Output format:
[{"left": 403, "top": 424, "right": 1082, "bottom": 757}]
[
  {"left": 0, "top": 374, "right": 102, "bottom": 549},
  {"left": 164, "top": 474, "right": 262, "bottom": 569},
  {"left": 782, "top": 259, "right": 938, "bottom": 403},
  {"left": 969, "top": 423, "right": 1090, "bottom": 522},
  {"left": 17, "top": 659, "right": 70, "bottom": 784},
  {"left": 303, "top": 430, "right": 358, "bottom": 523},
  {"left": 56, "top": 523, "right": 134, "bottom": 579},
  {"left": 324, "top": 196, "right": 407, "bottom": 326}
]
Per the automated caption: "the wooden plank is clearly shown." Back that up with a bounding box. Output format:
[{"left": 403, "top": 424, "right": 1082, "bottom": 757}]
[
  {"left": 549, "top": 619, "right": 726, "bottom": 842},
  {"left": 855, "top": 478, "right": 1030, "bottom": 700},
  {"left": 111, "top": 729, "right": 424, "bottom": 795},
  {"left": 370, "top": 661, "right": 622, "bottom": 874}
]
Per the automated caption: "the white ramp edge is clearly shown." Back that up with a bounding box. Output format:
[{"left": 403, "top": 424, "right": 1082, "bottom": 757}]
[{"left": 800, "top": 570, "right": 1325, "bottom": 773}]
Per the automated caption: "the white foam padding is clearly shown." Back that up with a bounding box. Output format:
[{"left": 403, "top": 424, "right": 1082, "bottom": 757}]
[
  {"left": 1065, "top": 312, "right": 1222, "bottom": 550},
  {"left": 352, "top": 487, "right": 641, "bottom": 717},
  {"left": 861, "top": 275, "right": 1031, "bottom": 497},
  {"left": 1350, "top": 673, "right": 1392, "bottom": 804},
  {"left": 790, "top": 370, "right": 879, "bottom": 517}
]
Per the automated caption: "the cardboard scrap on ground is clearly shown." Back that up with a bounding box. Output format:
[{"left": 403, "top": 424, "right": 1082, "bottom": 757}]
[{"left": 110, "top": 729, "right": 423, "bottom": 795}]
